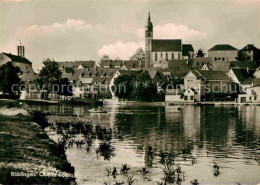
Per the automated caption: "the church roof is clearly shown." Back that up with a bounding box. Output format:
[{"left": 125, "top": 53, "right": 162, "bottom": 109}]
[
  {"left": 151, "top": 39, "right": 182, "bottom": 52},
  {"left": 2, "top": 52, "right": 32, "bottom": 64}
]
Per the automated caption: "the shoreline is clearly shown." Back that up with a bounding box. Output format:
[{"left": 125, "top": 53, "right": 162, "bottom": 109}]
[
  {"left": 1, "top": 99, "right": 260, "bottom": 107},
  {"left": 0, "top": 108, "right": 76, "bottom": 184}
]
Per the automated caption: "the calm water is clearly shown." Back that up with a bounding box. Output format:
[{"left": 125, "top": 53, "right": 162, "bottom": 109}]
[{"left": 32, "top": 104, "right": 260, "bottom": 185}]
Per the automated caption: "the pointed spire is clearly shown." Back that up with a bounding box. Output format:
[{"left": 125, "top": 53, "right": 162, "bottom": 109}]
[{"left": 148, "top": 11, "right": 151, "bottom": 22}]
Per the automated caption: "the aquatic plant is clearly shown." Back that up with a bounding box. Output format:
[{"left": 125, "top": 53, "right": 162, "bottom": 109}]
[
  {"left": 96, "top": 142, "right": 116, "bottom": 160},
  {"left": 137, "top": 167, "right": 149, "bottom": 179},
  {"left": 120, "top": 164, "right": 130, "bottom": 174},
  {"left": 191, "top": 156, "right": 197, "bottom": 165},
  {"left": 105, "top": 167, "right": 111, "bottom": 177},
  {"left": 156, "top": 181, "right": 167, "bottom": 185},
  {"left": 212, "top": 162, "right": 220, "bottom": 177},
  {"left": 112, "top": 166, "right": 117, "bottom": 178},
  {"left": 126, "top": 175, "right": 136, "bottom": 185},
  {"left": 114, "top": 181, "right": 124, "bottom": 185},
  {"left": 191, "top": 179, "right": 199, "bottom": 185}
]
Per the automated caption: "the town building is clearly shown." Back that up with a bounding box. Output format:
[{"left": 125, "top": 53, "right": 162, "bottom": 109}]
[
  {"left": 99, "top": 59, "right": 143, "bottom": 70},
  {"left": 0, "top": 44, "right": 37, "bottom": 83},
  {"left": 208, "top": 44, "right": 238, "bottom": 62},
  {"left": 129, "top": 47, "right": 145, "bottom": 61},
  {"left": 237, "top": 79, "right": 260, "bottom": 103},
  {"left": 184, "top": 70, "right": 232, "bottom": 101},
  {"left": 240, "top": 44, "right": 259, "bottom": 61},
  {"left": 145, "top": 12, "right": 194, "bottom": 70},
  {"left": 228, "top": 68, "right": 255, "bottom": 91},
  {"left": 192, "top": 57, "right": 212, "bottom": 70}
]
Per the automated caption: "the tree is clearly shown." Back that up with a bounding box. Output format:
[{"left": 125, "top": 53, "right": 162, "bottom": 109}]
[
  {"left": 196, "top": 49, "right": 206, "bottom": 57},
  {"left": 236, "top": 50, "right": 250, "bottom": 61},
  {"left": 132, "top": 72, "right": 158, "bottom": 101},
  {"left": 58, "top": 78, "right": 73, "bottom": 96},
  {"left": 0, "top": 62, "right": 21, "bottom": 95},
  {"left": 113, "top": 74, "right": 135, "bottom": 100},
  {"left": 113, "top": 72, "right": 164, "bottom": 102},
  {"left": 37, "top": 61, "right": 62, "bottom": 99}
]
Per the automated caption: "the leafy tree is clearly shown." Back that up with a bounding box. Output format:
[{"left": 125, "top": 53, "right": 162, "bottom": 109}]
[
  {"left": 113, "top": 74, "right": 135, "bottom": 100},
  {"left": 113, "top": 72, "right": 164, "bottom": 102},
  {"left": 37, "top": 61, "right": 62, "bottom": 99},
  {"left": 236, "top": 50, "right": 250, "bottom": 61},
  {"left": 196, "top": 48, "right": 206, "bottom": 57},
  {"left": 58, "top": 78, "right": 73, "bottom": 96},
  {"left": 132, "top": 72, "right": 158, "bottom": 101},
  {"left": 0, "top": 62, "right": 21, "bottom": 95}
]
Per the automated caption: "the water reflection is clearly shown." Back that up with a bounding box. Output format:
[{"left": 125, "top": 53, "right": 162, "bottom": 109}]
[{"left": 33, "top": 104, "right": 260, "bottom": 184}]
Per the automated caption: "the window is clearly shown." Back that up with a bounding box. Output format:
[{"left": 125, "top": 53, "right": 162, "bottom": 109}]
[
  {"left": 178, "top": 53, "right": 180, "bottom": 59},
  {"left": 166, "top": 53, "right": 168, "bottom": 61},
  {"left": 222, "top": 57, "right": 225, "bottom": 61},
  {"left": 184, "top": 96, "right": 188, "bottom": 100},
  {"left": 172, "top": 53, "right": 174, "bottom": 59},
  {"left": 190, "top": 96, "right": 194, "bottom": 100},
  {"left": 161, "top": 53, "right": 163, "bottom": 58},
  {"left": 249, "top": 96, "right": 252, "bottom": 100},
  {"left": 155, "top": 53, "right": 157, "bottom": 61}
]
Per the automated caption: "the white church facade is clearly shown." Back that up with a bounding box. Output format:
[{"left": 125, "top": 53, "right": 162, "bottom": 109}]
[{"left": 145, "top": 12, "right": 194, "bottom": 70}]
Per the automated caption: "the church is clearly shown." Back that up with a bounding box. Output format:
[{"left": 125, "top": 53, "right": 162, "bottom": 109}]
[{"left": 145, "top": 12, "right": 194, "bottom": 70}]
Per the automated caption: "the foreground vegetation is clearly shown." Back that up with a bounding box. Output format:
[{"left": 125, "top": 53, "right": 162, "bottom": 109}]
[{"left": 0, "top": 112, "right": 75, "bottom": 184}]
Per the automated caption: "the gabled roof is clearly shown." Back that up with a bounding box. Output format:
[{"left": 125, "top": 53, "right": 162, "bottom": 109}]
[
  {"left": 168, "top": 59, "right": 191, "bottom": 69},
  {"left": 196, "top": 70, "right": 231, "bottom": 81},
  {"left": 57, "top": 61, "right": 75, "bottom": 68},
  {"left": 118, "top": 70, "right": 140, "bottom": 76},
  {"left": 75, "top": 60, "right": 95, "bottom": 68},
  {"left": 2, "top": 52, "right": 32, "bottom": 64},
  {"left": 100, "top": 60, "right": 111, "bottom": 67},
  {"left": 152, "top": 39, "right": 182, "bottom": 52},
  {"left": 231, "top": 68, "right": 255, "bottom": 84},
  {"left": 182, "top": 44, "right": 194, "bottom": 56},
  {"left": 209, "top": 44, "right": 238, "bottom": 51},
  {"left": 241, "top": 44, "right": 258, "bottom": 51}
]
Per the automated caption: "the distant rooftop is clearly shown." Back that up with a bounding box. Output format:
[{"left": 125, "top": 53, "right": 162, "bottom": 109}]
[
  {"left": 2, "top": 52, "right": 32, "bottom": 64},
  {"left": 209, "top": 44, "right": 238, "bottom": 51}
]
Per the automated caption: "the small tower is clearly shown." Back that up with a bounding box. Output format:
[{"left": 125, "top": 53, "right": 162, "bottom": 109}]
[
  {"left": 17, "top": 40, "right": 25, "bottom": 58},
  {"left": 145, "top": 12, "right": 153, "bottom": 70}
]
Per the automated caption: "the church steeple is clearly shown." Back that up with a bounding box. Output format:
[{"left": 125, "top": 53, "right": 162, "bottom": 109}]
[{"left": 145, "top": 12, "right": 153, "bottom": 70}]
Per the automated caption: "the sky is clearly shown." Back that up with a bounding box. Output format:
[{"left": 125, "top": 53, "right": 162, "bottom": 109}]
[{"left": 0, "top": 0, "right": 259, "bottom": 70}]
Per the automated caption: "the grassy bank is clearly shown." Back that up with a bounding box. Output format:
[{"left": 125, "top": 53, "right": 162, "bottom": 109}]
[{"left": 0, "top": 114, "right": 75, "bottom": 184}]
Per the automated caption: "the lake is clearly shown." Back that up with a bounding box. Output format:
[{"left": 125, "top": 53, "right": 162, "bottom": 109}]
[{"left": 31, "top": 103, "right": 260, "bottom": 185}]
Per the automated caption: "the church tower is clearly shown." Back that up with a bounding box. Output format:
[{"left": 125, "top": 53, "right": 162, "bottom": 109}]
[
  {"left": 145, "top": 12, "right": 153, "bottom": 70},
  {"left": 17, "top": 40, "right": 25, "bottom": 58}
]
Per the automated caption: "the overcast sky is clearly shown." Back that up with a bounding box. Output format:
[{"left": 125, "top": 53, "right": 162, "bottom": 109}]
[{"left": 0, "top": 0, "right": 259, "bottom": 70}]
